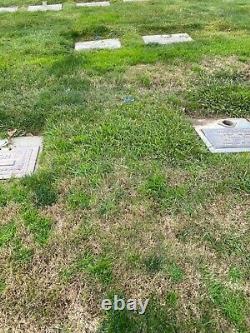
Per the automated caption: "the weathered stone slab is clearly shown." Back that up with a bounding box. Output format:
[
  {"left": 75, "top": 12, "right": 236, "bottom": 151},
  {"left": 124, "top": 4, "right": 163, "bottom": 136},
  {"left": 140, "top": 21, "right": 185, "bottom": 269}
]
[
  {"left": 0, "top": 6, "right": 18, "bottom": 13},
  {"left": 194, "top": 118, "right": 250, "bottom": 153},
  {"left": 76, "top": 1, "right": 110, "bottom": 7},
  {"left": 75, "top": 39, "right": 121, "bottom": 51},
  {"left": 202, "top": 128, "right": 250, "bottom": 150},
  {"left": 28, "top": 3, "right": 62, "bottom": 12},
  {"left": 0, "top": 137, "right": 42, "bottom": 179},
  {"left": 123, "top": 0, "right": 146, "bottom": 2},
  {"left": 142, "top": 33, "right": 193, "bottom": 45}
]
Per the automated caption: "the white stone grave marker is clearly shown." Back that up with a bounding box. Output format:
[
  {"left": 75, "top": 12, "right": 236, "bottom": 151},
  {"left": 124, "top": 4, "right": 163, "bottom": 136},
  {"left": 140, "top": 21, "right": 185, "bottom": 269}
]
[
  {"left": 142, "top": 33, "right": 193, "bottom": 45},
  {"left": 194, "top": 118, "right": 250, "bottom": 153},
  {"left": 76, "top": 1, "right": 110, "bottom": 7},
  {"left": 28, "top": 2, "right": 62, "bottom": 12},
  {"left": 0, "top": 136, "right": 42, "bottom": 179},
  {"left": 0, "top": 6, "right": 18, "bottom": 13},
  {"left": 123, "top": 0, "right": 146, "bottom": 2},
  {"left": 75, "top": 39, "right": 121, "bottom": 51}
]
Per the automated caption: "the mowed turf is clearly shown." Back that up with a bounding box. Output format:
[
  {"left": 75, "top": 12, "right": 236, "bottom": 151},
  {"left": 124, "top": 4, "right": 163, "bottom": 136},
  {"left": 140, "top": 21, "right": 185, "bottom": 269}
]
[{"left": 0, "top": 0, "right": 250, "bottom": 332}]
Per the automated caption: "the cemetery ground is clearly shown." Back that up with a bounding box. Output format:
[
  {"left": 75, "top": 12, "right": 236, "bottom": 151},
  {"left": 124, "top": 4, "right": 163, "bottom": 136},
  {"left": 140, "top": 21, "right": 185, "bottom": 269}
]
[{"left": 0, "top": 0, "right": 250, "bottom": 332}]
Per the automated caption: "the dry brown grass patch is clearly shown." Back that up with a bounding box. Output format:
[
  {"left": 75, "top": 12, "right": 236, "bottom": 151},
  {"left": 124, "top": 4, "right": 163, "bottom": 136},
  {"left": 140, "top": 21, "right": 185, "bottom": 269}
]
[
  {"left": 123, "top": 63, "right": 194, "bottom": 94},
  {"left": 201, "top": 55, "right": 250, "bottom": 77}
]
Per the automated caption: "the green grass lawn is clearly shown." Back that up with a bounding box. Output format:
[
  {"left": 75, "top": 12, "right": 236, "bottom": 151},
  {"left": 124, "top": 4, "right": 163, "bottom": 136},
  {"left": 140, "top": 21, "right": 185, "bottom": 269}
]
[{"left": 0, "top": 0, "right": 250, "bottom": 332}]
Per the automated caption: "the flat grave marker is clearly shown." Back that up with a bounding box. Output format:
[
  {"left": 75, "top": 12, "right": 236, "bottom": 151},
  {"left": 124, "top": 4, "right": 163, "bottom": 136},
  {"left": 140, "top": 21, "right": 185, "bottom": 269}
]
[
  {"left": 142, "top": 33, "right": 193, "bottom": 45},
  {"left": 0, "top": 6, "right": 18, "bottom": 13},
  {"left": 76, "top": 1, "right": 110, "bottom": 7},
  {"left": 28, "top": 2, "right": 62, "bottom": 12},
  {"left": 75, "top": 38, "right": 121, "bottom": 51},
  {"left": 0, "top": 137, "right": 42, "bottom": 180},
  {"left": 123, "top": 0, "right": 147, "bottom": 2},
  {"left": 194, "top": 118, "right": 250, "bottom": 153}
]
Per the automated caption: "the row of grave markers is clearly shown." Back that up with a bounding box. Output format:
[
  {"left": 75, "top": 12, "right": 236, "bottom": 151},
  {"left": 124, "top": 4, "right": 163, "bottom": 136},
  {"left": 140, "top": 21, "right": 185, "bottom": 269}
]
[
  {"left": 0, "top": 0, "right": 145, "bottom": 13},
  {"left": 1, "top": 118, "right": 249, "bottom": 179},
  {"left": 0, "top": 35, "right": 249, "bottom": 178},
  {"left": 0, "top": 31, "right": 249, "bottom": 178},
  {"left": 0, "top": 3, "right": 249, "bottom": 178},
  {"left": 74, "top": 34, "right": 193, "bottom": 51}
]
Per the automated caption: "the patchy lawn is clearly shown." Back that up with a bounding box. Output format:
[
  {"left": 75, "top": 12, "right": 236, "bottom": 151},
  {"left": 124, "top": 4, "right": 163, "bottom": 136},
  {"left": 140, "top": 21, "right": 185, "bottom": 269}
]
[{"left": 0, "top": 0, "right": 250, "bottom": 332}]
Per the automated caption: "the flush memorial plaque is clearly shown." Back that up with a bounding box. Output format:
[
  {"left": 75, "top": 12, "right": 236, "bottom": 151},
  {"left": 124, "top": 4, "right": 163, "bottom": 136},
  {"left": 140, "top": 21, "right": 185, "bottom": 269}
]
[
  {"left": 0, "top": 137, "right": 42, "bottom": 180},
  {"left": 142, "top": 33, "right": 193, "bottom": 45},
  {"left": 194, "top": 118, "right": 250, "bottom": 153},
  {"left": 76, "top": 1, "right": 110, "bottom": 7},
  {"left": 0, "top": 6, "right": 18, "bottom": 13},
  {"left": 75, "top": 39, "right": 121, "bottom": 51},
  {"left": 123, "top": 0, "right": 147, "bottom": 2},
  {"left": 28, "top": 2, "right": 62, "bottom": 12}
]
